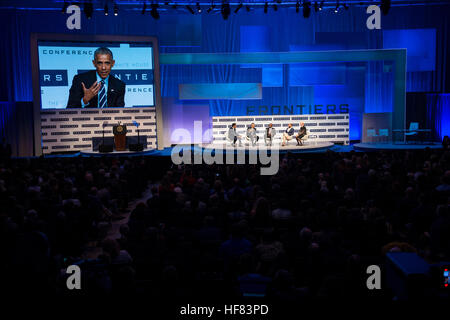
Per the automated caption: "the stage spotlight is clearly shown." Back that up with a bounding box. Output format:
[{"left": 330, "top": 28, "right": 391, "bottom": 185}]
[
  {"left": 196, "top": 2, "right": 202, "bottom": 13},
  {"left": 319, "top": 1, "right": 323, "bottom": 10},
  {"left": 380, "top": 0, "right": 391, "bottom": 15},
  {"left": 234, "top": 3, "right": 243, "bottom": 13},
  {"left": 264, "top": 2, "right": 268, "bottom": 13},
  {"left": 221, "top": 2, "right": 230, "bottom": 20},
  {"left": 246, "top": 5, "right": 250, "bottom": 12},
  {"left": 207, "top": 4, "right": 215, "bottom": 13},
  {"left": 334, "top": 1, "right": 339, "bottom": 13},
  {"left": 296, "top": 1, "right": 299, "bottom": 13},
  {"left": 142, "top": 2, "right": 147, "bottom": 14},
  {"left": 150, "top": 3, "right": 160, "bottom": 19},
  {"left": 84, "top": 1, "right": 94, "bottom": 19},
  {"left": 61, "top": 1, "right": 69, "bottom": 14},
  {"left": 114, "top": 2, "right": 118, "bottom": 16},
  {"left": 303, "top": 1, "right": 311, "bottom": 18},
  {"left": 104, "top": 4, "right": 108, "bottom": 15},
  {"left": 186, "top": 5, "right": 195, "bottom": 14}
]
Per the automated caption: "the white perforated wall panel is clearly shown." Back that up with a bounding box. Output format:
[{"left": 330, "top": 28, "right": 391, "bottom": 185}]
[
  {"left": 212, "top": 114, "right": 349, "bottom": 145},
  {"left": 40, "top": 107, "right": 157, "bottom": 154}
]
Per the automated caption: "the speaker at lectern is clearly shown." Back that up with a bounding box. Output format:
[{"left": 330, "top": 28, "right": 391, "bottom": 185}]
[{"left": 113, "top": 122, "right": 127, "bottom": 151}]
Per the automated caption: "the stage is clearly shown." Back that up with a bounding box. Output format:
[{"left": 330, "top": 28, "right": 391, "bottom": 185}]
[
  {"left": 78, "top": 141, "right": 334, "bottom": 157},
  {"left": 46, "top": 141, "right": 335, "bottom": 158},
  {"left": 39, "top": 141, "right": 444, "bottom": 159},
  {"left": 80, "top": 148, "right": 156, "bottom": 157},
  {"left": 199, "top": 141, "right": 335, "bottom": 153},
  {"left": 354, "top": 142, "right": 442, "bottom": 151},
  {"left": 67, "top": 142, "right": 442, "bottom": 158}
]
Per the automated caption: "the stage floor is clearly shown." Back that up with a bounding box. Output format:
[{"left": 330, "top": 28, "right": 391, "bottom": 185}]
[
  {"left": 80, "top": 148, "right": 156, "bottom": 156},
  {"left": 354, "top": 142, "right": 442, "bottom": 151},
  {"left": 199, "top": 141, "right": 335, "bottom": 152},
  {"left": 40, "top": 142, "right": 444, "bottom": 159}
]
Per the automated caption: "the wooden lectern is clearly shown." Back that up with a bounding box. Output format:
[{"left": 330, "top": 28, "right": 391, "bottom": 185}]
[{"left": 113, "top": 124, "right": 127, "bottom": 151}]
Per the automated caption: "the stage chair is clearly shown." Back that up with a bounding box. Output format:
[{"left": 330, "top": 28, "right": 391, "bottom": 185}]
[
  {"left": 405, "top": 122, "right": 419, "bottom": 143},
  {"left": 225, "top": 135, "right": 234, "bottom": 145},
  {"left": 367, "top": 128, "right": 379, "bottom": 143},
  {"left": 225, "top": 133, "right": 242, "bottom": 146},
  {"left": 281, "top": 135, "right": 295, "bottom": 146},
  {"left": 264, "top": 132, "right": 273, "bottom": 146},
  {"left": 378, "top": 129, "right": 389, "bottom": 143},
  {"left": 246, "top": 136, "right": 260, "bottom": 146},
  {"left": 299, "top": 134, "right": 309, "bottom": 145},
  {"left": 283, "top": 133, "right": 307, "bottom": 146}
]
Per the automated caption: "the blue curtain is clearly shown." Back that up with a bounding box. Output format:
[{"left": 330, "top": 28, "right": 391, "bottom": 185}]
[
  {"left": 1, "top": 6, "right": 448, "bottom": 103},
  {"left": 0, "top": 5, "right": 448, "bottom": 144},
  {"left": 427, "top": 94, "right": 450, "bottom": 141},
  {"left": 365, "top": 62, "right": 394, "bottom": 113},
  {"left": 0, "top": 102, "right": 34, "bottom": 156},
  {"left": 0, "top": 102, "right": 14, "bottom": 140}
]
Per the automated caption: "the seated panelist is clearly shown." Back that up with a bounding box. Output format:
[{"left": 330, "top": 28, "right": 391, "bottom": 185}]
[
  {"left": 282, "top": 123, "right": 295, "bottom": 146},
  {"left": 265, "top": 123, "right": 276, "bottom": 146},
  {"left": 227, "top": 123, "right": 243, "bottom": 146},
  {"left": 295, "top": 122, "right": 307, "bottom": 146},
  {"left": 247, "top": 123, "right": 259, "bottom": 146}
]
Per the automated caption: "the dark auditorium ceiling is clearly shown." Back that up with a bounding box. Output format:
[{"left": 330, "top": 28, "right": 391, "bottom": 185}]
[{"left": 1, "top": 0, "right": 450, "bottom": 11}]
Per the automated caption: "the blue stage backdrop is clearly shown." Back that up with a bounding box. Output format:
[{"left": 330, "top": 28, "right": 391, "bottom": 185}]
[
  {"left": 0, "top": 5, "right": 449, "bottom": 151},
  {"left": 427, "top": 94, "right": 450, "bottom": 141}
]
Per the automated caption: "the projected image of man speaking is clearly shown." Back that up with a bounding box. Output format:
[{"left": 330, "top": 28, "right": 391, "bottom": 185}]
[{"left": 67, "top": 47, "right": 125, "bottom": 108}]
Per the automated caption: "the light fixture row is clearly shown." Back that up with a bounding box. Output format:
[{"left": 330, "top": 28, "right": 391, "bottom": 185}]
[{"left": 62, "top": 1, "right": 390, "bottom": 20}]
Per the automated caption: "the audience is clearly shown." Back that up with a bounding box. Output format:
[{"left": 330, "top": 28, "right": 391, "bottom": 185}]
[{"left": 0, "top": 148, "right": 449, "bottom": 299}]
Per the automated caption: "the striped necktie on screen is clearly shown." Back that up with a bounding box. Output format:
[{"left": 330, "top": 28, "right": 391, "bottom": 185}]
[{"left": 98, "top": 80, "right": 107, "bottom": 108}]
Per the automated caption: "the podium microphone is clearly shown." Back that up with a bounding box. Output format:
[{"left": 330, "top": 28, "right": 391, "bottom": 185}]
[
  {"left": 102, "top": 121, "right": 108, "bottom": 145},
  {"left": 130, "top": 120, "right": 143, "bottom": 151},
  {"left": 99, "top": 121, "right": 112, "bottom": 153},
  {"left": 132, "top": 121, "right": 140, "bottom": 144}
]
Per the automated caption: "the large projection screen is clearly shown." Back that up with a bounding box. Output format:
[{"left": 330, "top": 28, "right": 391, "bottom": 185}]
[{"left": 31, "top": 34, "right": 163, "bottom": 155}]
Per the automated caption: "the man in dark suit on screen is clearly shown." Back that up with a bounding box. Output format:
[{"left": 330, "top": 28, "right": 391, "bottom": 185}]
[{"left": 67, "top": 47, "right": 125, "bottom": 108}]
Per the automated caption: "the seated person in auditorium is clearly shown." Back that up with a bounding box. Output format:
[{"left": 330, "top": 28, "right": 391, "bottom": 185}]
[
  {"left": 281, "top": 123, "right": 295, "bottom": 146},
  {"left": 264, "top": 123, "right": 276, "bottom": 146},
  {"left": 246, "top": 122, "right": 259, "bottom": 146},
  {"left": 227, "top": 123, "right": 243, "bottom": 146},
  {"left": 67, "top": 47, "right": 125, "bottom": 108},
  {"left": 295, "top": 122, "right": 307, "bottom": 146}
]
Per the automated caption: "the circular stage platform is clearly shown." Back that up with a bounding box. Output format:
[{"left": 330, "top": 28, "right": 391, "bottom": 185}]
[
  {"left": 354, "top": 142, "right": 442, "bottom": 151},
  {"left": 80, "top": 148, "right": 156, "bottom": 156},
  {"left": 199, "top": 141, "right": 334, "bottom": 152}
]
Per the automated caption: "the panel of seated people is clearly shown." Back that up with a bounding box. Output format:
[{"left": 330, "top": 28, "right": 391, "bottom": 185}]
[{"left": 212, "top": 114, "right": 349, "bottom": 145}]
